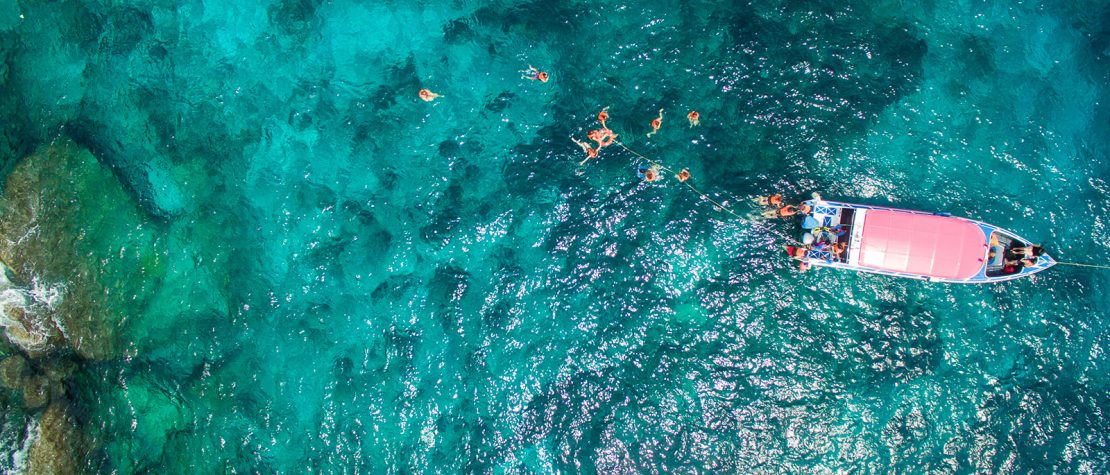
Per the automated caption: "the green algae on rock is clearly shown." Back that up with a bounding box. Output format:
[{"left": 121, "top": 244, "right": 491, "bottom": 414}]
[
  {"left": 0, "top": 355, "right": 49, "bottom": 410},
  {"left": 26, "top": 402, "right": 85, "bottom": 475},
  {"left": 0, "top": 139, "right": 168, "bottom": 360}
]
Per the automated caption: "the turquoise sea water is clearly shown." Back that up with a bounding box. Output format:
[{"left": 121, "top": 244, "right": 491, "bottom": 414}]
[{"left": 0, "top": 0, "right": 1108, "bottom": 472}]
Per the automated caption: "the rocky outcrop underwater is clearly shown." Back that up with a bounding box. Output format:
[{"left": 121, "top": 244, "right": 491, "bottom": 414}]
[{"left": 0, "top": 139, "right": 171, "bottom": 473}]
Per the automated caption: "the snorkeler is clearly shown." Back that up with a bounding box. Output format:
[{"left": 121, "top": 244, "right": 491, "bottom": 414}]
[
  {"left": 676, "top": 169, "right": 691, "bottom": 182},
  {"left": 763, "top": 202, "right": 810, "bottom": 218},
  {"left": 587, "top": 129, "right": 603, "bottom": 145},
  {"left": 646, "top": 109, "right": 664, "bottom": 138},
  {"left": 687, "top": 111, "right": 700, "bottom": 127},
  {"left": 572, "top": 137, "right": 599, "bottom": 165},
  {"left": 522, "top": 65, "right": 549, "bottom": 83},
  {"left": 755, "top": 194, "right": 784, "bottom": 208},
  {"left": 418, "top": 89, "right": 441, "bottom": 102},
  {"left": 599, "top": 128, "right": 616, "bottom": 147},
  {"left": 639, "top": 164, "right": 661, "bottom": 182},
  {"left": 597, "top": 108, "right": 610, "bottom": 128},
  {"left": 588, "top": 128, "right": 617, "bottom": 148}
]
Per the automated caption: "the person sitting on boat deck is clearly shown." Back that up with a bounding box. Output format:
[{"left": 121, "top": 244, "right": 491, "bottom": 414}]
[
  {"left": 1008, "top": 244, "right": 1044, "bottom": 259},
  {"left": 1002, "top": 256, "right": 1037, "bottom": 274},
  {"left": 1007, "top": 256, "right": 1038, "bottom": 267},
  {"left": 785, "top": 245, "right": 811, "bottom": 272},
  {"left": 755, "top": 194, "right": 784, "bottom": 208},
  {"left": 831, "top": 241, "right": 847, "bottom": 259}
]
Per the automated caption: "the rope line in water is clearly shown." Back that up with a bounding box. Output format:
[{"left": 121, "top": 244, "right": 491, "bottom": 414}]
[
  {"left": 1054, "top": 261, "right": 1110, "bottom": 270},
  {"left": 611, "top": 140, "right": 805, "bottom": 246},
  {"left": 614, "top": 140, "right": 747, "bottom": 221}
]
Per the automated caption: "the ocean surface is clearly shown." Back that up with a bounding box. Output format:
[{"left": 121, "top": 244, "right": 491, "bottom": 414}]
[{"left": 0, "top": 0, "right": 1108, "bottom": 472}]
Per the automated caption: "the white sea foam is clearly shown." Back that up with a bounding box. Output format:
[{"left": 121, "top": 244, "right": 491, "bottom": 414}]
[
  {"left": 0, "top": 268, "right": 66, "bottom": 352},
  {"left": 4, "top": 414, "right": 38, "bottom": 474}
]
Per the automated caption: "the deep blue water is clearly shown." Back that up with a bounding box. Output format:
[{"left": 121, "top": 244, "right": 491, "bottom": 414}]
[{"left": 0, "top": 0, "right": 1108, "bottom": 473}]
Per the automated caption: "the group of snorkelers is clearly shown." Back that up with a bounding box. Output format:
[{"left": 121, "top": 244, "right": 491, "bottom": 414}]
[
  {"left": 572, "top": 108, "right": 618, "bottom": 165},
  {"left": 755, "top": 194, "right": 812, "bottom": 219},
  {"left": 419, "top": 65, "right": 704, "bottom": 183},
  {"left": 418, "top": 65, "right": 550, "bottom": 103},
  {"left": 571, "top": 106, "right": 697, "bottom": 183}
]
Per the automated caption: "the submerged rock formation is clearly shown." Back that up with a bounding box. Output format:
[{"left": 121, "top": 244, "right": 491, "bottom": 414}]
[
  {"left": 0, "top": 139, "right": 172, "bottom": 474},
  {"left": 0, "top": 354, "right": 48, "bottom": 410},
  {"left": 26, "top": 402, "right": 85, "bottom": 475},
  {"left": 0, "top": 139, "right": 168, "bottom": 360}
]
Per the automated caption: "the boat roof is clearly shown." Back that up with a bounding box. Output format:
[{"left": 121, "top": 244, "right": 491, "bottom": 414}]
[{"left": 857, "top": 209, "right": 987, "bottom": 279}]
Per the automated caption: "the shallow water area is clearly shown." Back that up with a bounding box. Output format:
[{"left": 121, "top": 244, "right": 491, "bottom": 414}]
[{"left": 0, "top": 0, "right": 1108, "bottom": 473}]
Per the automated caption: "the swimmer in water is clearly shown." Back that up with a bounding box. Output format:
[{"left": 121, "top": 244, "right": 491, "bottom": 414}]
[
  {"left": 763, "top": 204, "right": 798, "bottom": 218},
  {"left": 755, "top": 194, "right": 784, "bottom": 208},
  {"left": 676, "top": 169, "right": 691, "bottom": 182},
  {"left": 687, "top": 111, "right": 700, "bottom": 127},
  {"left": 588, "top": 128, "right": 617, "bottom": 148},
  {"left": 646, "top": 109, "right": 664, "bottom": 138},
  {"left": 572, "top": 137, "right": 599, "bottom": 165},
  {"left": 522, "top": 65, "right": 549, "bottom": 83},
  {"left": 418, "top": 89, "right": 441, "bottom": 102},
  {"left": 599, "top": 128, "right": 616, "bottom": 148},
  {"left": 641, "top": 164, "right": 661, "bottom": 182},
  {"left": 587, "top": 129, "right": 603, "bottom": 146},
  {"left": 597, "top": 108, "right": 610, "bottom": 128}
]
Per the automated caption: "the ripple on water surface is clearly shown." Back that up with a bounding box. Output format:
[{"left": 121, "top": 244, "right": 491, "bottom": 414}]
[{"left": 0, "top": 0, "right": 1107, "bottom": 473}]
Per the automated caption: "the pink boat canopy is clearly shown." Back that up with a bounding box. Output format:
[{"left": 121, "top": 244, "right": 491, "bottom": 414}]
[{"left": 858, "top": 210, "right": 988, "bottom": 279}]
